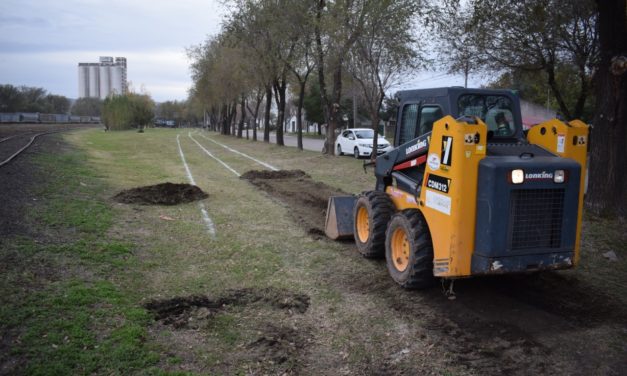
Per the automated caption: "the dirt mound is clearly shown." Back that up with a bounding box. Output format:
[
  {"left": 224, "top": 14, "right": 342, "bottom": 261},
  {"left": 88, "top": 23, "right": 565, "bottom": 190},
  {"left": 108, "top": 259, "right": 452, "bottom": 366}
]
[
  {"left": 113, "top": 182, "right": 208, "bottom": 205},
  {"left": 241, "top": 170, "right": 348, "bottom": 236},
  {"left": 144, "top": 288, "right": 310, "bottom": 328},
  {"left": 241, "top": 169, "right": 309, "bottom": 180}
]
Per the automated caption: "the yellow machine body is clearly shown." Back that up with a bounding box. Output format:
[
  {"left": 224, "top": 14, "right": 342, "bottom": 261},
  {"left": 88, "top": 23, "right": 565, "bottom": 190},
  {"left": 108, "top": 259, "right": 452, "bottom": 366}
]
[{"left": 385, "top": 116, "right": 588, "bottom": 278}]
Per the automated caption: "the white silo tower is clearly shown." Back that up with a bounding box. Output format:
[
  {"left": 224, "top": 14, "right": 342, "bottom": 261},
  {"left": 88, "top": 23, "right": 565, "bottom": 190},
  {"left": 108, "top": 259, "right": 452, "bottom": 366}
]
[
  {"left": 99, "top": 65, "right": 111, "bottom": 99},
  {"left": 78, "top": 63, "right": 89, "bottom": 98},
  {"left": 110, "top": 65, "right": 123, "bottom": 95},
  {"left": 88, "top": 64, "right": 99, "bottom": 98}
]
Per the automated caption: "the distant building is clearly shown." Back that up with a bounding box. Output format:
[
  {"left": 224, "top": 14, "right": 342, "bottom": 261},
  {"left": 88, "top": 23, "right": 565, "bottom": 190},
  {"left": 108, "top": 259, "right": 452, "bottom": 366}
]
[{"left": 78, "top": 57, "right": 127, "bottom": 99}]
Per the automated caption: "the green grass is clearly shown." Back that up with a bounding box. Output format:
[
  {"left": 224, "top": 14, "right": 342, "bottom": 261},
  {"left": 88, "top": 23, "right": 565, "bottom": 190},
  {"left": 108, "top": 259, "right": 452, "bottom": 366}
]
[{"left": 0, "top": 134, "right": 171, "bottom": 375}]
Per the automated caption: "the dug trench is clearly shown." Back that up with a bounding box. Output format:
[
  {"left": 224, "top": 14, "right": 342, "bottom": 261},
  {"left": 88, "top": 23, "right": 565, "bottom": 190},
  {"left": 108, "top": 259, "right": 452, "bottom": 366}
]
[{"left": 241, "top": 169, "right": 627, "bottom": 375}]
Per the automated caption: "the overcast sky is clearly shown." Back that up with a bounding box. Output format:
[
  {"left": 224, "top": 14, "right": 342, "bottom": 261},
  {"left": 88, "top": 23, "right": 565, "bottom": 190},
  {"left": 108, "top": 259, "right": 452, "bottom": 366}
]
[
  {"left": 0, "top": 0, "right": 225, "bottom": 102},
  {"left": 0, "top": 0, "right": 479, "bottom": 103}
]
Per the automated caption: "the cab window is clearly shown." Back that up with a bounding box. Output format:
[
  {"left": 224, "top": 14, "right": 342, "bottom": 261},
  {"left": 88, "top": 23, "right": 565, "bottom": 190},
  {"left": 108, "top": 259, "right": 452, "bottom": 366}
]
[
  {"left": 458, "top": 94, "right": 516, "bottom": 137},
  {"left": 419, "top": 106, "right": 443, "bottom": 136},
  {"left": 398, "top": 104, "right": 418, "bottom": 145}
]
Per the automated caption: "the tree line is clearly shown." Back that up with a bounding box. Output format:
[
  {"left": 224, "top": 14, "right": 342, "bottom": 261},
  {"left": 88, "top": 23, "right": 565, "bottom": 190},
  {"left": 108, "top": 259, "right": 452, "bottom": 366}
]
[
  {"left": 0, "top": 84, "right": 71, "bottom": 114},
  {"left": 187, "top": 0, "right": 626, "bottom": 218}
]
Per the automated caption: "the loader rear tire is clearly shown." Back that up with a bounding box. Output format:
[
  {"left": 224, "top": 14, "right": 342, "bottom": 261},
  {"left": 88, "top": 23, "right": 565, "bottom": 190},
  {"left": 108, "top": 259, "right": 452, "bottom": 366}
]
[
  {"left": 385, "top": 210, "right": 435, "bottom": 289},
  {"left": 354, "top": 191, "right": 395, "bottom": 258}
]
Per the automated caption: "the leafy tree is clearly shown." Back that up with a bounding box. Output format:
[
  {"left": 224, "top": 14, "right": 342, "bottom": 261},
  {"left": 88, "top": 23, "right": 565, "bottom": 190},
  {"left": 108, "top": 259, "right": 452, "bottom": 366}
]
[
  {"left": 71, "top": 97, "right": 103, "bottom": 117},
  {"left": 486, "top": 65, "right": 595, "bottom": 122},
  {"left": 303, "top": 80, "right": 325, "bottom": 127},
  {"left": 0, "top": 84, "right": 25, "bottom": 112},
  {"left": 433, "top": 1, "right": 480, "bottom": 87},
  {"left": 347, "top": 0, "right": 421, "bottom": 160},
  {"left": 314, "top": 0, "right": 370, "bottom": 154},
  {"left": 44, "top": 94, "right": 70, "bottom": 114},
  {"left": 0, "top": 84, "right": 70, "bottom": 113},
  {"left": 102, "top": 93, "right": 154, "bottom": 131},
  {"left": 19, "top": 86, "right": 48, "bottom": 112},
  {"left": 460, "top": 0, "right": 598, "bottom": 120}
]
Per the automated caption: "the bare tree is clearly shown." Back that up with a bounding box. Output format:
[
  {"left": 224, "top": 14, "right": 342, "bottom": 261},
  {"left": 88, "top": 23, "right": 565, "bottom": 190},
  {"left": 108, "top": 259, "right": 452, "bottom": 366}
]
[{"left": 348, "top": 0, "right": 422, "bottom": 160}]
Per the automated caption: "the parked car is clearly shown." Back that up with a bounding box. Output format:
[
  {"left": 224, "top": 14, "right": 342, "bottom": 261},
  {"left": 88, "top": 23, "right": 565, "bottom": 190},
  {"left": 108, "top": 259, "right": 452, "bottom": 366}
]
[{"left": 335, "top": 128, "right": 393, "bottom": 158}]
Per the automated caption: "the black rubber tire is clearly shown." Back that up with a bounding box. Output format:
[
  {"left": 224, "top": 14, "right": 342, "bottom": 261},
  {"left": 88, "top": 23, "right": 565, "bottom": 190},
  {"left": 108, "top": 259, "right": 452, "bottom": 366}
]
[
  {"left": 385, "top": 209, "right": 435, "bottom": 289},
  {"left": 337, "top": 144, "right": 343, "bottom": 155},
  {"left": 353, "top": 191, "right": 395, "bottom": 258},
  {"left": 354, "top": 147, "right": 360, "bottom": 159}
]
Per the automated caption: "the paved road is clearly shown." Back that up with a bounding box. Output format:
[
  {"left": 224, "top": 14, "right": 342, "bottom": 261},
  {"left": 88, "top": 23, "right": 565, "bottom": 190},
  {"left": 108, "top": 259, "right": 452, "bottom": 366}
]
[{"left": 266, "top": 132, "right": 325, "bottom": 153}]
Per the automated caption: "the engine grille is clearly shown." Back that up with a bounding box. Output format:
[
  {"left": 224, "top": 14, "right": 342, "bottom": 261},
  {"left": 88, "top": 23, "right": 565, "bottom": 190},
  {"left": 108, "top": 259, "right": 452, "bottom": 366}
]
[{"left": 509, "top": 189, "right": 565, "bottom": 250}]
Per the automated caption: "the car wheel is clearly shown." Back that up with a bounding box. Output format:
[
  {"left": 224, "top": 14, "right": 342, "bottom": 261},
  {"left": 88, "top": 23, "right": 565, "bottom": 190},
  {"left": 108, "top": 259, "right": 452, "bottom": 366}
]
[
  {"left": 337, "top": 144, "right": 343, "bottom": 155},
  {"left": 354, "top": 147, "right": 360, "bottom": 159}
]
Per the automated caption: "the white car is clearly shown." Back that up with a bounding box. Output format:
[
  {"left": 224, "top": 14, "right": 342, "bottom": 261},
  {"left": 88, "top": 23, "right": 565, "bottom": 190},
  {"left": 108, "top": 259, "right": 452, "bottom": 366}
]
[{"left": 335, "top": 128, "right": 393, "bottom": 158}]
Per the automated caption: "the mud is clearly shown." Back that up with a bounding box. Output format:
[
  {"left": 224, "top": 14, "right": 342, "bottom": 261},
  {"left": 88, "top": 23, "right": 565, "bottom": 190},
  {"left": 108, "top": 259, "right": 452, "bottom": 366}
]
[
  {"left": 144, "top": 287, "right": 310, "bottom": 328},
  {"left": 246, "top": 323, "right": 308, "bottom": 373},
  {"left": 113, "top": 182, "right": 208, "bottom": 205},
  {"left": 241, "top": 169, "right": 348, "bottom": 236}
]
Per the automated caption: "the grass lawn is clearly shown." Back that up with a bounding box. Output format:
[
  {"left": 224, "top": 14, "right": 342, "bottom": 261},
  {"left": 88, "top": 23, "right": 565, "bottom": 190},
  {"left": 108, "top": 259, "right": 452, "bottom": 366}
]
[{"left": 1, "top": 127, "right": 625, "bottom": 375}]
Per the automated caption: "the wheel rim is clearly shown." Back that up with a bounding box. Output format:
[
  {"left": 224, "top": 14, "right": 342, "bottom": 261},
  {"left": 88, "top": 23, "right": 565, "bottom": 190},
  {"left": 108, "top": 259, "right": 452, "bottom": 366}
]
[
  {"left": 391, "top": 227, "right": 410, "bottom": 272},
  {"left": 337, "top": 144, "right": 341, "bottom": 154},
  {"left": 354, "top": 148, "right": 359, "bottom": 158},
  {"left": 356, "top": 206, "right": 370, "bottom": 243}
]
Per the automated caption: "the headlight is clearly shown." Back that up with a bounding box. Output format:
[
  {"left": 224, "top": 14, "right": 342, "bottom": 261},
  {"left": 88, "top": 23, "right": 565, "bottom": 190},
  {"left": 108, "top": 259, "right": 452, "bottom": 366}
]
[
  {"left": 554, "top": 170, "right": 565, "bottom": 183},
  {"left": 359, "top": 143, "right": 372, "bottom": 148},
  {"left": 511, "top": 169, "right": 524, "bottom": 184}
]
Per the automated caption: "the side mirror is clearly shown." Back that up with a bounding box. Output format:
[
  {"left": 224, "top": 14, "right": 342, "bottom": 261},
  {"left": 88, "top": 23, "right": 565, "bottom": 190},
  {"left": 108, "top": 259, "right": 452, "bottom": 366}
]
[{"left": 348, "top": 135, "right": 355, "bottom": 140}]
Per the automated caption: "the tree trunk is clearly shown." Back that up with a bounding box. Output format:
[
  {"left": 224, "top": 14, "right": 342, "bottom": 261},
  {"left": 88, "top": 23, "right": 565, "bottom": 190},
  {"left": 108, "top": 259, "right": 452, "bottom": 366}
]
[
  {"left": 247, "top": 90, "right": 263, "bottom": 142},
  {"left": 370, "top": 113, "right": 380, "bottom": 162},
  {"left": 221, "top": 103, "right": 229, "bottom": 135},
  {"left": 263, "top": 85, "right": 272, "bottom": 143},
  {"left": 237, "top": 94, "right": 246, "bottom": 139},
  {"left": 587, "top": 0, "right": 627, "bottom": 218},
  {"left": 315, "top": 0, "right": 333, "bottom": 154},
  {"left": 297, "top": 81, "right": 306, "bottom": 150},
  {"left": 273, "top": 77, "right": 286, "bottom": 146}
]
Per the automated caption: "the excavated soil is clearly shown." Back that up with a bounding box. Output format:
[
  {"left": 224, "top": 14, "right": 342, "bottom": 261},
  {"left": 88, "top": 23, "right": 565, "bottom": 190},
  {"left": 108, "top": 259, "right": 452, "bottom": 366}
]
[
  {"left": 144, "top": 287, "right": 310, "bottom": 328},
  {"left": 113, "top": 182, "right": 208, "bottom": 205},
  {"left": 241, "top": 169, "right": 348, "bottom": 236},
  {"left": 144, "top": 288, "right": 312, "bottom": 374}
]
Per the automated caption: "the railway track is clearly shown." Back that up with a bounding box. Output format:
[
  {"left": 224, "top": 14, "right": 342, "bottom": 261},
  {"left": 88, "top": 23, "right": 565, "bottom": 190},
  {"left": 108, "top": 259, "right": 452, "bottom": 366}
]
[
  {"left": 0, "top": 132, "right": 54, "bottom": 168},
  {"left": 0, "top": 124, "right": 90, "bottom": 168}
]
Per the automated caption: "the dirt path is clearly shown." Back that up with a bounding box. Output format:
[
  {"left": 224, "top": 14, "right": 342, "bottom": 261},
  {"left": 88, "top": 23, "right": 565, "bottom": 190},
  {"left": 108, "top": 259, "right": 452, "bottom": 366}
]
[{"left": 241, "top": 169, "right": 627, "bottom": 376}]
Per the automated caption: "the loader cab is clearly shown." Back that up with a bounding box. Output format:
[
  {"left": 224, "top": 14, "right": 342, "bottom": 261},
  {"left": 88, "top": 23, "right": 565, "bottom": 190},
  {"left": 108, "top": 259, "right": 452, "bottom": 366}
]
[{"left": 394, "top": 87, "right": 524, "bottom": 147}]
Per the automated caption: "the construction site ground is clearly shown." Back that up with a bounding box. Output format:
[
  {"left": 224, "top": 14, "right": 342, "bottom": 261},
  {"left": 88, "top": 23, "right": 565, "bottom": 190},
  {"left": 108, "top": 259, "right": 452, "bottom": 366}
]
[{"left": 1, "top": 126, "right": 626, "bottom": 375}]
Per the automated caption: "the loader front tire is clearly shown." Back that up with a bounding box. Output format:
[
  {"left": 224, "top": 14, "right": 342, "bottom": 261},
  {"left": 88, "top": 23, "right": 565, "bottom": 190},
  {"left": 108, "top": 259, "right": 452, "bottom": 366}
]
[
  {"left": 385, "top": 210, "right": 435, "bottom": 289},
  {"left": 354, "top": 191, "right": 395, "bottom": 258}
]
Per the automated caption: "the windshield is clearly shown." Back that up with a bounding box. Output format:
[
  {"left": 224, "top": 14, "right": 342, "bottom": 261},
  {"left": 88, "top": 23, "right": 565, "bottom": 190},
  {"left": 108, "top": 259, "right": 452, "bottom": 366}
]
[
  {"left": 354, "top": 130, "right": 374, "bottom": 139},
  {"left": 458, "top": 94, "right": 517, "bottom": 137}
]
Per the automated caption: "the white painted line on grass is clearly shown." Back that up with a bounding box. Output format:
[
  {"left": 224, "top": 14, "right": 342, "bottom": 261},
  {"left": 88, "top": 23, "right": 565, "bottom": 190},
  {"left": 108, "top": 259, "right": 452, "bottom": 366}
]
[
  {"left": 177, "top": 134, "right": 216, "bottom": 238},
  {"left": 188, "top": 132, "right": 241, "bottom": 177},
  {"left": 197, "top": 132, "right": 279, "bottom": 171}
]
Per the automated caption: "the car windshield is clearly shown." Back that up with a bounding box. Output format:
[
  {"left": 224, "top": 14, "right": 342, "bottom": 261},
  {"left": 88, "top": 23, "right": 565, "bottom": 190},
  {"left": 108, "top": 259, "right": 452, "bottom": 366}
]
[
  {"left": 458, "top": 94, "right": 517, "bottom": 137},
  {"left": 354, "top": 130, "right": 374, "bottom": 139}
]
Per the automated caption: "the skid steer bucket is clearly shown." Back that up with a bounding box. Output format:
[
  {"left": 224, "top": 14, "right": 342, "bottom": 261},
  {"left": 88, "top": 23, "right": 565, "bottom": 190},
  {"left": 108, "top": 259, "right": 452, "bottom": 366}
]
[{"left": 325, "top": 196, "right": 357, "bottom": 240}]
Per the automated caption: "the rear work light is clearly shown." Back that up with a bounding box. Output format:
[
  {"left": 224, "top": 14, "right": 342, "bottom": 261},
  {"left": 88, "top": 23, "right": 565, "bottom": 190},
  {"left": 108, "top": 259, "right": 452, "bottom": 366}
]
[{"left": 511, "top": 169, "right": 524, "bottom": 184}]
